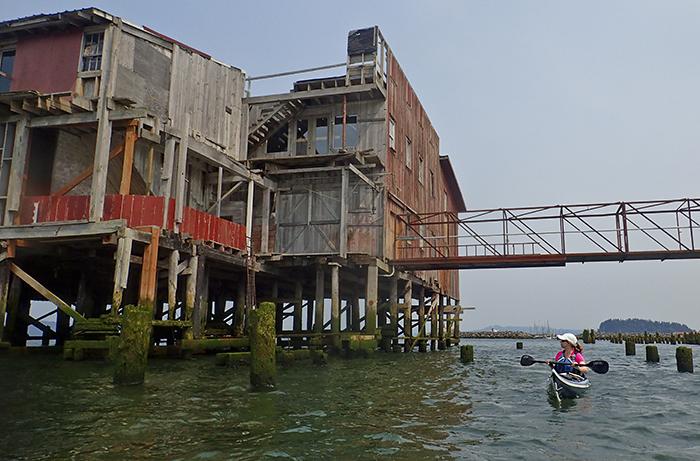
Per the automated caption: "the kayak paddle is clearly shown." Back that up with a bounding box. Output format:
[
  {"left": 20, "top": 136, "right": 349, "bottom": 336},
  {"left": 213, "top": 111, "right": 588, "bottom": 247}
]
[{"left": 519, "top": 354, "right": 609, "bottom": 374}]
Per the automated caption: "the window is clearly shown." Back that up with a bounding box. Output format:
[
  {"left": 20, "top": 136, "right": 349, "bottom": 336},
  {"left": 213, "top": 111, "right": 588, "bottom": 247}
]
[
  {"left": 333, "top": 115, "right": 358, "bottom": 149},
  {"left": 266, "top": 123, "right": 289, "bottom": 153},
  {"left": 405, "top": 137, "right": 412, "bottom": 169},
  {"left": 0, "top": 50, "right": 15, "bottom": 93},
  {"left": 430, "top": 170, "right": 435, "bottom": 197},
  {"left": 389, "top": 117, "right": 396, "bottom": 151},
  {"left": 314, "top": 117, "right": 328, "bottom": 154},
  {"left": 81, "top": 32, "right": 104, "bottom": 72},
  {"left": 295, "top": 119, "right": 309, "bottom": 156},
  {"left": 418, "top": 156, "right": 424, "bottom": 184}
]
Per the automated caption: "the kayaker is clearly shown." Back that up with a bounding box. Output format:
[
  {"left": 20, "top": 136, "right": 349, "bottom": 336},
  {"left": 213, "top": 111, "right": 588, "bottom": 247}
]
[{"left": 546, "top": 333, "right": 591, "bottom": 375}]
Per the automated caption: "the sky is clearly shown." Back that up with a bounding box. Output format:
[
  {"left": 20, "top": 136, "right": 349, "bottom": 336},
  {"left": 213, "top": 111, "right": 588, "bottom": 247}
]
[{"left": 6, "top": 0, "right": 700, "bottom": 330}]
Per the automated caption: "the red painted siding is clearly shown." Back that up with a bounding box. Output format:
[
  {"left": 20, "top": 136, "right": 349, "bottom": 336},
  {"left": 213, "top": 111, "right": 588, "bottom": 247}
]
[
  {"left": 19, "top": 195, "right": 247, "bottom": 251},
  {"left": 11, "top": 29, "right": 82, "bottom": 94}
]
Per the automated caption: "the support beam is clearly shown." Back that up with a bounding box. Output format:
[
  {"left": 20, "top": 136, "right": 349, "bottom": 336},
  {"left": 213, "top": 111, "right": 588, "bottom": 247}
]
[
  {"left": 137, "top": 227, "right": 160, "bottom": 311},
  {"left": 430, "top": 293, "right": 438, "bottom": 351},
  {"left": 161, "top": 135, "right": 177, "bottom": 227},
  {"left": 330, "top": 263, "right": 340, "bottom": 336},
  {"left": 89, "top": 115, "right": 113, "bottom": 221},
  {"left": 365, "top": 264, "right": 378, "bottom": 335},
  {"left": 54, "top": 144, "right": 124, "bottom": 197},
  {"left": 389, "top": 275, "right": 398, "bottom": 349},
  {"left": 0, "top": 263, "right": 10, "bottom": 341},
  {"left": 4, "top": 116, "right": 29, "bottom": 225},
  {"left": 9, "top": 263, "right": 85, "bottom": 322},
  {"left": 233, "top": 278, "right": 246, "bottom": 337},
  {"left": 403, "top": 280, "right": 412, "bottom": 352},
  {"left": 112, "top": 236, "right": 132, "bottom": 316},
  {"left": 314, "top": 265, "right": 324, "bottom": 333},
  {"left": 351, "top": 293, "right": 360, "bottom": 332},
  {"left": 174, "top": 114, "right": 190, "bottom": 231},
  {"left": 339, "top": 168, "right": 349, "bottom": 257},
  {"left": 167, "top": 250, "right": 179, "bottom": 320},
  {"left": 184, "top": 254, "right": 198, "bottom": 339},
  {"left": 192, "top": 256, "right": 208, "bottom": 338},
  {"left": 293, "top": 280, "right": 302, "bottom": 348},
  {"left": 261, "top": 188, "right": 271, "bottom": 253},
  {"left": 438, "top": 294, "right": 446, "bottom": 350},
  {"left": 418, "top": 286, "right": 426, "bottom": 352},
  {"left": 245, "top": 179, "right": 254, "bottom": 255},
  {"left": 119, "top": 120, "right": 139, "bottom": 195}
]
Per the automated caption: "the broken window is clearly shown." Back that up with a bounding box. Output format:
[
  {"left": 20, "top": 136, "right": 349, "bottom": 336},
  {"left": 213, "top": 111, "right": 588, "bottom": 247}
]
[
  {"left": 295, "top": 119, "right": 309, "bottom": 155},
  {"left": 314, "top": 117, "right": 328, "bottom": 154},
  {"left": 389, "top": 117, "right": 396, "bottom": 151},
  {"left": 81, "top": 32, "right": 104, "bottom": 72},
  {"left": 333, "top": 115, "right": 358, "bottom": 150},
  {"left": 418, "top": 155, "right": 424, "bottom": 184},
  {"left": 0, "top": 50, "right": 15, "bottom": 93},
  {"left": 266, "top": 123, "right": 289, "bottom": 153},
  {"left": 405, "top": 136, "right": 412, "bottom": 169}
]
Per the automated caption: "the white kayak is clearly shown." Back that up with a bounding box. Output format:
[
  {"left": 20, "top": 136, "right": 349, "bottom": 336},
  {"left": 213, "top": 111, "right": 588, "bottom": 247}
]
[{"left": 549, "top": 368, "right": 590, "bottom": 401}]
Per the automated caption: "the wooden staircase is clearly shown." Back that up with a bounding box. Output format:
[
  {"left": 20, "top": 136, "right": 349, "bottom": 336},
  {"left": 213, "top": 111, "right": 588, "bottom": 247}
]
[{"left": 248, "top": 99, "right": 302, "bottom": 147}]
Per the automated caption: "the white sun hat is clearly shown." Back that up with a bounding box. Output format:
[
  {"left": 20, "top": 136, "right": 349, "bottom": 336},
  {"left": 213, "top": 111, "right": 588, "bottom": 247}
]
[{"left": 556, "top": 333, "right": 578, "bottom": 346}]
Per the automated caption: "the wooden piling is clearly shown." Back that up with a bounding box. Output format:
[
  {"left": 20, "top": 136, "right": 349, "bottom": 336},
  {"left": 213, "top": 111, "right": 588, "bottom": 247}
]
[
  {"left": 645, "top": 345, "right": 660, "bottom": 363},
  {"left": 418, "top": 286, "right": 427, "bottom": 352},
  {"left": 438, "top": 295, "right": 446, "bottom": 350},
  {"left": 365, "top": 264, "right": 378, "bottom": 335},
  {"left": 625, "top": 340, "right": 636, "bottom": 356},
  {"left": 402, "top": 280, "right": 412, "bottom": 352},
  {"left": 113, "top": 305, "right": 152, "bottom": 385},
  {"left": 676, "top": 346, "right": 693, "bottom": 373},
  {"left": 388, "top": 275, "right": 398, "bottom": 351},
  {"left": 250, "top": 301, "right": 276, "bottom": 390},
  {"left": 460, "top": 345, "right": 474, "bottom": 364},
  {"left": 516, "top": 342, "right": 523, "bottom": 350}
]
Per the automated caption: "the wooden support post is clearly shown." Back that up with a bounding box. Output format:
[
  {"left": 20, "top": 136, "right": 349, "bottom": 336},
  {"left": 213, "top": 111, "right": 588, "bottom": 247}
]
[
  {"left": 365, "top": 264, "right": 378, "bottom": 335},
  {"left": 214, "top": 291, "right": 226, "bottom": 323},
  {"left": 245, "top": 179, "right": 255, "bottom": 254},
  {"left": 167, "top": 250, "right": 179, "bottom": 320},
  {"left": 216, "top": 166, "right": 223, "bottom": 217},
  {"left": 305, "top": 298, "right": 313, "bottom": 332},
  {"left": 145, "top": 145, "right": 155, "bottom": 194},
  {"left": 261, "top": 188, "right": 271, "bottom": 253},
  {"left": 272, "top": 281, "right": 282, "bottom": 336},
  {"left": 9, "top": 263, "right": 85, "bottom": 322},
  {"left": 330, "top": 263, "right": 340, "bottom": 347},
  {"left": 438, "top": 295, "right": 446, "bottom": 350},
  {"left": 0, "top": 263, "right": 9, "bottom": 341},
  {"left": 161, "top": 135, "right": 177, "bottom": 227},
  {"left": 418, "top": 286, "right": 426, "bottom": 352},
  {"left": 250, "top": 301, "right": 276, "bottom": 390},
  {"left": 389, "top": 275, "right": 398, "bottom": 350},
  {"left": 137, "top": 227, "right": 160, "bottom": 311},
  {"left": 184, "top": 254, "right": 198, "bottom": 339},
  {"left": 113, "top": 305, "right": 152, "bottom": 385},
  {"left": 453, "top": 305, "right": 461, "bottom": 343},
  {"left": 293, "top": 280, "right": 302, "bottom": 348},
  {"left": 76, "top": 272, "right": 95, "bottom": 318},
  {"left": 112, "top": 236, "right": 132, "bottom": 317},
  {"left": 119, "top": 120, "right": 139, "bottom": 195},
  {"left": 192, "top": 256, "right": 208, "bottom": 338},
  {"left": 351, "top": 293, "right": 360, "bottom": 332},
  {"left": 4, "top": 116, "right": 29, "bottom": 225},
  {"left": 403, "top": 280, "right": 412, "bottom": 352},
  {"left": 3, "top": 273, "right": 21, "bottom": 344},
  {"left": 314, "top": 265, "right": 324, "bottom": 333},
  {"left": 339, "top": 168, "right": 349, "bottom": 258},
  {"left": 174, "top": 116, "right": 190, "bottom": 232},
  {"left": 233, "top": 278, "right": 245, "bottom": 337},
  {"left": 430, "top": 293, "right": 438, "bottom": 351}
]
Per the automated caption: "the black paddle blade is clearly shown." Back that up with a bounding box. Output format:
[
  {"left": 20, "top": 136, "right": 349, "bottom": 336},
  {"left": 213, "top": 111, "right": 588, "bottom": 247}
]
[
  {"left": 586, "top": 360, "right": 609, "bottom": 374},
  {"left": 520, "top": 355, "right": 535, "bottom": 366}
]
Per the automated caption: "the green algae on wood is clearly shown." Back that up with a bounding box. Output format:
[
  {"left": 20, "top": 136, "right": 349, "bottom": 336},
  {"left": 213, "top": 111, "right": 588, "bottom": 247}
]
[
  {"left": 676, "top": 346, "right": 693, "bottom": 373},
  {"left": 625, "top": 340, "right": 636, "bottom": 356},
  {"left": 181, "top": 337, "right": 249, "bottom": 353},
  {"left": 113, "top": 305, "right": 152, "bottom": 385},
  {"left": 645, "top": 345, "right": 660, "bottom": 363},
  {"left": 460, "top": 345, "right": 474, "bottom": 364},
  {"left": 250, "top": 302, "right": 276, "bottom": 390}
]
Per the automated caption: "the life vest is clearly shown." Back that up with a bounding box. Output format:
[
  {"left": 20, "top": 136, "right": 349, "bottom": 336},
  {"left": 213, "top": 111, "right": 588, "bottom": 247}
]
[{"left": 554, "top": 350, "right": 577, "bottom": 374}]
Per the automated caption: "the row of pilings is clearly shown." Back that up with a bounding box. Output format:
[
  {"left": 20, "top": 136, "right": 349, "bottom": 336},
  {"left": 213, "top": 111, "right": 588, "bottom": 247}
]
[{"left": 596, "top": 332, "right": 700, "bottom": 345}]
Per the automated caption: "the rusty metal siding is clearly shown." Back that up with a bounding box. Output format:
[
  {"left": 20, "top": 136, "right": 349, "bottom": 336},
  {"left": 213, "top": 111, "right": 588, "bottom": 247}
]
[{"left": 10, "top": 29, "right": 83, "bottom": 94}]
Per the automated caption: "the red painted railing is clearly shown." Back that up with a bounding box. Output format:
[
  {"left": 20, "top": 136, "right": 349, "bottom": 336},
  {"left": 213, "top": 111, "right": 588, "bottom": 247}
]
[{"left": 19, "top": 195, "right": 246, "bottom": 250}]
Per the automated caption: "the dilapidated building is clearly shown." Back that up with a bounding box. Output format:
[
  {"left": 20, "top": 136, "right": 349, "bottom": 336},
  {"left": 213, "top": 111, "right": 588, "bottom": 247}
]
[{"left": 0, "top": 8, "right": 465, "bottom": 357}]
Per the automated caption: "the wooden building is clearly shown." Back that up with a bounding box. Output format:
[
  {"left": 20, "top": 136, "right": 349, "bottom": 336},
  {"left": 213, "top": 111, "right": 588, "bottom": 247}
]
[{"left": 0, "top": 8, "right": 465, "bottom": 356}]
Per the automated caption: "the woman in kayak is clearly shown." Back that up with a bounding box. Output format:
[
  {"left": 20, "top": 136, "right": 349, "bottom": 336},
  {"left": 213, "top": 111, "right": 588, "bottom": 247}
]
[{"left": 547, "top": 333, "right": 591, "bottom": 375}]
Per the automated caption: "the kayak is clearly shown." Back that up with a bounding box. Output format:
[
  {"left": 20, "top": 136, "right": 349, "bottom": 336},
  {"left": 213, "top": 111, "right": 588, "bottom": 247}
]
[{"left": 549, "top": 368, "right": 590, "bottom": 401}]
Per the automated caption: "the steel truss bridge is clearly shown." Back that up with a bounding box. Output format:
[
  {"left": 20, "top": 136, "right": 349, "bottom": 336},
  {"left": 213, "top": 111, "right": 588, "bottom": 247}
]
[{"left": 392, "top": 198, "right": 700, "bottom": 270}]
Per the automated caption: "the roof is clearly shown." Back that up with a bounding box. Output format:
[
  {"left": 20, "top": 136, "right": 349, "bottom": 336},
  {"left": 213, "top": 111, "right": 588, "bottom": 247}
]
[{"left": 439, "top": 155, "right": 467, "bottom": 212}]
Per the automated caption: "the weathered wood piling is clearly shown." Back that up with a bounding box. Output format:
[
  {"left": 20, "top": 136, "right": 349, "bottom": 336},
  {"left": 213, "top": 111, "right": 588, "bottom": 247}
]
[
  {"left": 625, "top": 340, "right": 636, "bottom": 356},
  {"left": 675, "top": 346, "right": 693, "bottom": 373},
  {"left": 516, "top": 342, "right": 523, "bottom": 350},
  {"left": 645, "top": 345, "right": 660, "bottom": 363},
  {"left": 250, "top": 302, "right": 276, "bottom": 390},
  {"left": 113, "top": 305, "right": 152, "bottom": 385},
  {"left": 460, "top": 344, "right": 473, "bottom": 364}
]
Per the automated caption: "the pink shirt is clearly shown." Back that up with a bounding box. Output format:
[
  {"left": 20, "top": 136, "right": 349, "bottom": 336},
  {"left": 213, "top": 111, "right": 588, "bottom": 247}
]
[{"left": 555, "top": 351, "right": 585, "bottom": 363}]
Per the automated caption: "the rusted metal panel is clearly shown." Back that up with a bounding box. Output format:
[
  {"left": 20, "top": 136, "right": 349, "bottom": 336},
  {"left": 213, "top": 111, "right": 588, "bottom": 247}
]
[{"left": 11, "top": 29, "right": 83, "bottom": 94}]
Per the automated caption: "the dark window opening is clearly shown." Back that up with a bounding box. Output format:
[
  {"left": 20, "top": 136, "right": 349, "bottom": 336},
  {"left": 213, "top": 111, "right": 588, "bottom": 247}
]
[
  {"left": 0, "top": 50, "right": 15, "bottom": 93},
  {"left": 81, "top": 32, "right": 104, "bottom": 72},
  {"left": 333, "top": 115, "right": 358, "bottom": 150},
  {"left": 295, "top": 119, "right": 309, "bottom": 156},
  {"left": 267, "top": 123, "right": 289, "bottom": 153},
  {"left": 314, "top": 117, "right": 328, "bottom": 154}
]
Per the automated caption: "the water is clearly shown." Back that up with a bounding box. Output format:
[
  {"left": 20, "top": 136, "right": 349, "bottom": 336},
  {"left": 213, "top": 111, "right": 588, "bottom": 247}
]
[{"left": 1, "top": 340, "right": 699, "bottom": 460}]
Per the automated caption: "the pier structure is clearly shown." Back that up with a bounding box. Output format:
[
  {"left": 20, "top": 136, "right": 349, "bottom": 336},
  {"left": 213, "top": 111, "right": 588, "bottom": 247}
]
[{"left": 0, "top": 9, "right": 465, "bottom": 357}]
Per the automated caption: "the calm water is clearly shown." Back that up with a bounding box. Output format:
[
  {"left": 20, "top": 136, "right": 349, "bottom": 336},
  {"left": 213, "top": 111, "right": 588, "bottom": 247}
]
[{"left": 1, "top": 339, "right": 699, "bottom": 460}]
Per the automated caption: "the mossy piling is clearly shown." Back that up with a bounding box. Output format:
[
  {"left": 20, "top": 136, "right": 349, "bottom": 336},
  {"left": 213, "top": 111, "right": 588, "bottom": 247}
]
[
  {"left": 250, "top": 302, "right": 276, "bottom": 390},
  {"left": 625, "top": 340, "right": 636, "bottom": 356},
  {"left": 675, "top": 346, "right": 693, "bottom": 373},
  {"left": 645, "top": 345, "right": 660, "bottom": 363},
  {"left": 460, "top": 344, "right": 473, "bottom": 364},
  {"left": 113, "top": 305, "right": 152, "bottom": 385},
  {"left": 516, "top": 342, "right": 523, "bottom": 350}
]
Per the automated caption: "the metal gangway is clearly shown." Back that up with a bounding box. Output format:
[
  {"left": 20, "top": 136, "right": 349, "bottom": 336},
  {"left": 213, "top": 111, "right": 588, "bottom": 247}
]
[{"left": 392, "top": 198, "right": 700, "bottom": 270}]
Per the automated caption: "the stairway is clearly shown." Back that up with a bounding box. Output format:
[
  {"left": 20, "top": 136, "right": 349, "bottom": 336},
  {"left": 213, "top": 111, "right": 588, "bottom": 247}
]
[{"left": 248, "top": 99, "right": 302, "bottom": 147}]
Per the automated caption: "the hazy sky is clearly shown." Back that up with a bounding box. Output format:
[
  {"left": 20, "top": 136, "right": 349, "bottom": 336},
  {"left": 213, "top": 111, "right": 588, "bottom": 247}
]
[{"left": 8, "top": 1, "right": 700, "bottom": 329}]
